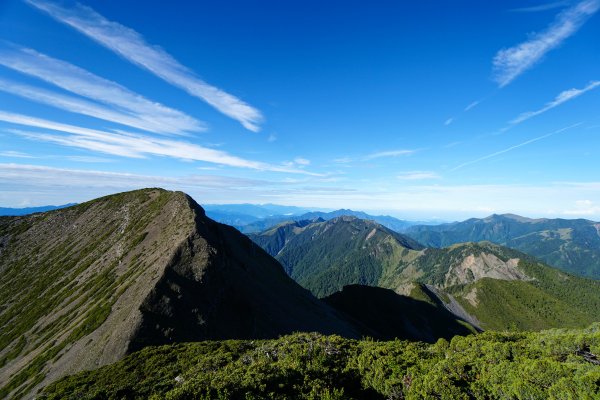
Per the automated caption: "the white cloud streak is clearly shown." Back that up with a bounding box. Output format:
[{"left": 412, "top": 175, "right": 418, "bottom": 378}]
[
  {"left": 0, "top": 45, "right": 204, "bottom": 135},
  {"left": 0, "top": 110, "right": 318, "bottom": 175},
  {"left": 0, "top": 150, "right": 36, "bottom": 158},
  {"left": 363, "top": 150, "right": 415, "bottom": 161},
  {"left": 63, "top": 155, "right": 113, "bottom": 163},
  {"left": 464, "top": 101, "right": 480, "bottom": 111},
  {"left": 26, "top": 0, "right": 263, "bottom": 131},
  {"left": 449, "top": 123, "right": 581, "bottom": 171},
  {"left": 0, "top": 77, "right": 202, "bottom": 135},
  {"left": 510, "top": 1, "right": 570, "bottom": 13},
  {"left": 493, "top": 0, "right": 599, "bottom": 87},
  {"left": 397, "top": 171, "right": 441, "bottom": 180},
  {"left": 510, "top": 80, "right": 600, "bottom": 124},
  {"left": 0, "top": 163, "right": 268, "bottom": 190},
  {"left": 444, "top": 118, "right": 454, "bottom": 126},
  {"left": 293, "top": 157, "right": 310, "bottom": 166}
]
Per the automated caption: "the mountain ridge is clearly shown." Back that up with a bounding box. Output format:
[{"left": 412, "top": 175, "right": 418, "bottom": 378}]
[
  {"left": 405, "top": 213, "right": 600, "bottom": 279},
  {"left": 249, "top": 216, "right": 424, "bottom": 297},
  {"left": 206, "top": 206, "right": 418, "bottom": 233},
  {"left": 0, "top": 189, "right": 361, "bottom": 399},
  {"left": 0, "top": 204, "right": 77, "bottom": 216}
]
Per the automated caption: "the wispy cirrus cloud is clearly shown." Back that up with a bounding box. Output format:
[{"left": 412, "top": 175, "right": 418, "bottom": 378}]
[
  {"left": 397, "top": 171, "right": 441, "bottom": 180},
  {"left": 0, "top": 77, "right": 203, "bottom": 135},
  {"left": 0, "top": 150, "right": 36, "bottom": 159},
  {"left": 449, "top": 123, "right": 581, "bottom": 171},
  {"left": 0, "top": 45, "right": 204, "bottom": 135},
  {"left": 493, "top": 0, "right": 599, "bottom": 87},
  {"left": 510, "top": 80, "right": 600, "bottom": 124},
  {"left": 464, "top": 101, "right": 480, "bottom": 112},
  {"left": 510, "top": 1, "right": 571, "bottom": 13},
  {"left": 329, "top": 150, "right": 415, "bottom": 164},
  {"left": 63, "top": 155, "right": 113, "bottom": 163},
  {"left": 363, "top": 150, "right": 415, "bottom": 161},
  {"left": 26, "top": 0, "right": 263, "bottom": 132},
  {"left": 293, "top": 157, "right": 311, "bottom": 166},
  {"left": 0, "top": 110, "right": 319, "bottom": 175},
  {"left": 0, "top": 150, "right": 112, "bottom": 162},
  {"left": 0, "top": 163, "right": 269, "bottom": 190},
  {"left": 444, "top": 100, "right": 480, "bottom": 128}
]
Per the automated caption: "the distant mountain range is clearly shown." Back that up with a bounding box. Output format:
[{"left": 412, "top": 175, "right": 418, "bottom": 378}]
[
  {"left": 404, "top": 213, "right": 600, "bottom": 279},
  {"left": 250, "top": 216, "right": 600, "bottom": 332},
  {"left": 202, "top": 203, "right": 318, "bottom": 219},
  {"left": 204, "top": 205, "right": 422, "bottom": 233},
  {"left": 0, "top": 203, "right": 76, "bottom": 216},
  {"left": 210, "top": 206, "right": 600, "bottom": 281}
]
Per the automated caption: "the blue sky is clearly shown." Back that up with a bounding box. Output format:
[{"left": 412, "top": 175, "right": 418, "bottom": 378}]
[{"left": 0, "top": 0, "right": 599, "bottom": 220}]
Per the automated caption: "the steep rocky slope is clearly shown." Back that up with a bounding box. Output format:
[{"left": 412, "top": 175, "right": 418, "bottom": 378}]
[{"left": 0, "top": 189, "right": 359, "bottom": 399}]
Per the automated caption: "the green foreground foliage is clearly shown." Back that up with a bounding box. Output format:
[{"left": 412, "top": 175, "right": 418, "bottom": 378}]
[{"left": 42, "top": 324, "right": 600, "bottom": 400}]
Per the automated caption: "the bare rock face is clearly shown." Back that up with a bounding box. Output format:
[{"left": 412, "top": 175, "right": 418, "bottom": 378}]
[
  {"left": 0, "top": 189, "right": 358, "bottom": 399},
  {"left": 443, "top": 253, "right": 528, "bottom": 287}
]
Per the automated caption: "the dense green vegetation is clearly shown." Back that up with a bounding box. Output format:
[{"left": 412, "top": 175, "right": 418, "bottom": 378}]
[
  {"left": 249, "top": 217, "right": 422, "bottom": 297},
  {"left": 41, "top": 324, "right": 600, "bottom": 399},
  {"left": 448, "top": 257, "right": 600, "bottom": 331},
  {"left": 405, "top": 213, "right": 600, "bottom": 279}
]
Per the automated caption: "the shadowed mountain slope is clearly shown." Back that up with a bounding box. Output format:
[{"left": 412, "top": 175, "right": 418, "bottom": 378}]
[
  {"left": 0, "top": 189, "right": 360, "bottom": 399},
  {"left": 323, "top": 284, "right": 476, "bottom": 342}
]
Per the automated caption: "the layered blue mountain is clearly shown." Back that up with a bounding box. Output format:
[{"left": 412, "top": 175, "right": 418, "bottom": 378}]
[
  {"left": 404, "top": 214, "right": 600, "bottom": 279},
  {"left": 0, "top": 204, "right": 76, "bottom": 216}
]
